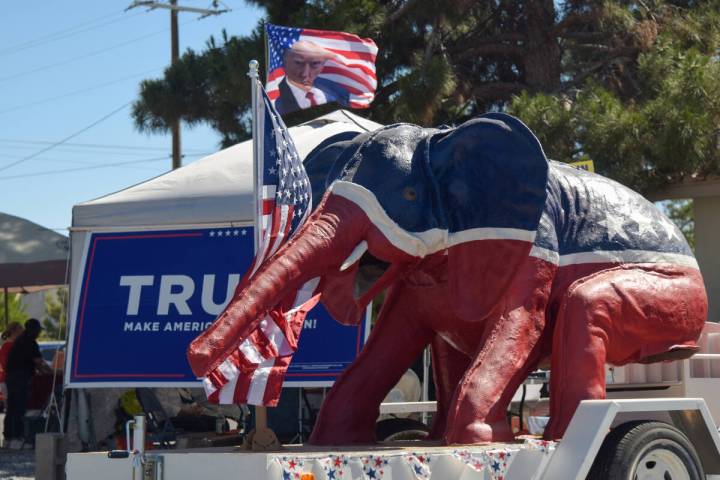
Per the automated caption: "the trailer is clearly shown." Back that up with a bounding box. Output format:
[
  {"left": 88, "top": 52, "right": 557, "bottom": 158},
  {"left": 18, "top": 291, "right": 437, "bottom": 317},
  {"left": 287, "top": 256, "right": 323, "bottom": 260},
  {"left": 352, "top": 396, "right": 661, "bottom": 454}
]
[{"left": 66, "top": 324, "right": 720, "bottom": 480}]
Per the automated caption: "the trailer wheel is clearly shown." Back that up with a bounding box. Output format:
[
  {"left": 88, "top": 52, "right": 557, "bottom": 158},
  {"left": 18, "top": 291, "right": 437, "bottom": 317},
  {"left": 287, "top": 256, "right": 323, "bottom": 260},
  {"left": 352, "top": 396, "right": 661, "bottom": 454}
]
[
  {"left": 376, "top": 418, "right": 430, "bottom": 442},
  {"left": 587, "top": 420, "right": 704, "bottom": 480}
]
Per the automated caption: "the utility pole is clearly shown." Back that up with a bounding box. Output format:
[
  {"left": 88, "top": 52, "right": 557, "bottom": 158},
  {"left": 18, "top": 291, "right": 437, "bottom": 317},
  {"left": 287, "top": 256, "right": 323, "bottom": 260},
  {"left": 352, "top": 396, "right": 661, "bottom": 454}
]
[
  {"left": 170, "top": 0, "right": 180, "bottom": 170},
  {"left": 127, "top": 1, "right": 229, "bottom": 170}
]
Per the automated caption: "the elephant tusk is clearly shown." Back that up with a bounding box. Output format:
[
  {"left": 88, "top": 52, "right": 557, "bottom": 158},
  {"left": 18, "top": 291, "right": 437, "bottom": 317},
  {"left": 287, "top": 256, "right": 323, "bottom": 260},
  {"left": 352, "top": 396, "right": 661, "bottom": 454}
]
[{"left": 340, "top": 241, "right": 368, "bottom": 272}]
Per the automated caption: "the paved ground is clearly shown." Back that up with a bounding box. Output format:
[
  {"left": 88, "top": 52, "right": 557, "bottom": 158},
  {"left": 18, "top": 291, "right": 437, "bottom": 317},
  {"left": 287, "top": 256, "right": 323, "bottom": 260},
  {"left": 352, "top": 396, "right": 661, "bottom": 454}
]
[
  {"left": 0, "top": 449, "right": 35, "bottom": 480},
  {"left": 0, "top": 413, "right": 36, "bottom": 480}
]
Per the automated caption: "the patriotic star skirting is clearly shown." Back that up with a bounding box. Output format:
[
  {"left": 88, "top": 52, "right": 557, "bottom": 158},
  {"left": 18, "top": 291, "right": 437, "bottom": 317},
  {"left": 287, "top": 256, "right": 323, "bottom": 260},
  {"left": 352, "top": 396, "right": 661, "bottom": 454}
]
[{"left": 270, "top": 438, "right": 555, "bottom": 480}]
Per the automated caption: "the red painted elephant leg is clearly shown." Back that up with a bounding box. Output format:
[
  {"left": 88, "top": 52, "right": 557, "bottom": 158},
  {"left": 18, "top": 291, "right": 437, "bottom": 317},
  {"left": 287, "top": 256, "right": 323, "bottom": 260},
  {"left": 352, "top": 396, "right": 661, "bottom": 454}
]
[
  {"left": 543, "top": 265, "right": 707, "bottom": 440},
  {"left": 443, "top": 258, "right": 551, "bottom": 444},
  {"left": 442, "top": 312, "right": 546, "bottom": 443},
  {"left": 309, "top": 282, "right": 435, "bottom": 445},
  {"left": 428, "top": 336, "right": 471, "bottom": 439}
]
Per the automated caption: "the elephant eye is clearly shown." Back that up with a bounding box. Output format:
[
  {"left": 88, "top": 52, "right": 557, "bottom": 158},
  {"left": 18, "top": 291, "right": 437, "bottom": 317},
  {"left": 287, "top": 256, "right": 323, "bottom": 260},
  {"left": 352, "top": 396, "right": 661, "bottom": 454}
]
[{"left": 403, "top": 186, "right": 417, "bottom": 201}]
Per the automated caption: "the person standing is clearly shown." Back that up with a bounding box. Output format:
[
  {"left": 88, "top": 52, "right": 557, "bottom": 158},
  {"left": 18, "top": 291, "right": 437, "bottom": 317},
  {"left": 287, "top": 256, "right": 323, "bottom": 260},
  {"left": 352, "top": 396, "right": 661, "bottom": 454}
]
[
  {"left": 0, "top": 322, "right": 24, "bottom": 419},
  {"left": 3, "top": 318, "right": 51, "bottom": 449}
]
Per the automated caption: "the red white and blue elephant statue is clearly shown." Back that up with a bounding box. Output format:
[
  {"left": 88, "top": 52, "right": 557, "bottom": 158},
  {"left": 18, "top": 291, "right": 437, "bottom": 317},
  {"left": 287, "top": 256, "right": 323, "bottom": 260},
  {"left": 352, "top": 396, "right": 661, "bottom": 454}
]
[{"left": 188, "top": 113, "right": 706, "bottom": 444}]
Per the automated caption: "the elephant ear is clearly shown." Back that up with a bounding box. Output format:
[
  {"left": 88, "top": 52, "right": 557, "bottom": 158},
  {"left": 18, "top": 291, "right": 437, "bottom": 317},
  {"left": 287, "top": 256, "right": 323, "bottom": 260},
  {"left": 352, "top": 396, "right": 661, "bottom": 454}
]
[{"left": 428, "top": 113, "right": 548, "bottom": 320}]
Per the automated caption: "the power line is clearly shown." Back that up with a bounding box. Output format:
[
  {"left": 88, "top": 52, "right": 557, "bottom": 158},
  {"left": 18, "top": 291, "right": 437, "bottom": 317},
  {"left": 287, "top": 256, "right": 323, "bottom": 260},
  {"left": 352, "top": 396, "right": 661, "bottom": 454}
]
[
  {"left": 0, "top": 22, "right": 194, "bottom": 84},
  {"left": 0, "top": 149, "right": 188, "bottom": 160},
  {"left": 0, "top": 11, "right": 145, "bottom": 57},
  {"left": 0, "top": 152, "right": 152, "bottom": 162},
  {"left": 0, "top": 67, "right": 163, "bottom": 115},
  {"left": 0, "top": 153, "right": 208, "bottom": 180},
  {"left": 0, "top": 148, "right": 202, "bottom": 158},
  {"left": 0, "top": 146, "right": 213, "bottom": 161},
  {"left": 0, "top": 10, "right": 125, "bottom": 55},
  {"left": 127, "top": 1, "right": 230, "bottom": 18},
  {"left": 0, "top": 156, "right": 169, "bottom": 179},
  {"left": 0, "top": 102, "right": 132, "bottom": 174},
  {"left": 0, "top": 139, "right": 209, "bottom": 153},
  {"left": 127, "top": 1, "right": 230, "bottom": 170},
  {"left": 0, "top": 154, "right": 170, "bottom": 172}
]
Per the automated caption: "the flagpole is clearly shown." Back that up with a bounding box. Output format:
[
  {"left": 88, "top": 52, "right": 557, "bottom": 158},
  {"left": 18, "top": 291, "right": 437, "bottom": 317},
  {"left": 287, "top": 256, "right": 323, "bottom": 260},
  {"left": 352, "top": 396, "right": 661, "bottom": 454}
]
[
  {"left": 248, "top": 59, "right": 261, "bottom": 253},
  {"left": 246, "top": 58, "right": 280, "bottom": 451}
]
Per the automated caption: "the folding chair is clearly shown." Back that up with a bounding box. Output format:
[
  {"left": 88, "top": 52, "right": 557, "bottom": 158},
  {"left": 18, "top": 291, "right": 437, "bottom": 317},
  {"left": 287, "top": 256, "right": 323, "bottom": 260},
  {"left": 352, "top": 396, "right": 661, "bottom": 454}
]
[{"left": 134, "top": 388, "right": 177, "bottom": 448}]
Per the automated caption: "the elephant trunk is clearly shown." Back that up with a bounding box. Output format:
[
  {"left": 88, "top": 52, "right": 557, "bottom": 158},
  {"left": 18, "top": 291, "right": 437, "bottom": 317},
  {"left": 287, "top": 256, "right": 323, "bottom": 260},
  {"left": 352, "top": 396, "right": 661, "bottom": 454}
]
[{"left": 187, "top": 185, "right": 421, "bottom": 378}]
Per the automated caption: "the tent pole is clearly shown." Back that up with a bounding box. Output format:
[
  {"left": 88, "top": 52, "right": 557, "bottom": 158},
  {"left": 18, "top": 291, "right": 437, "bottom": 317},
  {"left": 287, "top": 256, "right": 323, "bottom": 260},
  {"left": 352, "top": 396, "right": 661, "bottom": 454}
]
[{"left": 3, "top": 287, "right": 8, "bottom": 328}]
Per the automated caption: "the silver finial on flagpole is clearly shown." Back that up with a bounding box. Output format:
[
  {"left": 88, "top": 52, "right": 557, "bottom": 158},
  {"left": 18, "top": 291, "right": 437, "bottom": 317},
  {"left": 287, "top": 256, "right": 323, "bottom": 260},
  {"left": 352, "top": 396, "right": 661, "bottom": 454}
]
[{"left": 248, "top": 59, "right": 259, "bottom": 78}]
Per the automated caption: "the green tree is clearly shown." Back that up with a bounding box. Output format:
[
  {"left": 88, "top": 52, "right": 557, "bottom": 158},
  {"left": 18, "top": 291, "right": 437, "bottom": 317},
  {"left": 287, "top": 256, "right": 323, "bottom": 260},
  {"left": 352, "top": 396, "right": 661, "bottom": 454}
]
[
  {"left": 41, "top": 287, "right": 68, "bottom": 340},
  {"left": 1, "top": 292, "right": 29, "bottom": 328},
  {"left": 507, "top": 2, "right": 720, "bottom": 192},
  {"left": 132, "top": 1, "right": 720, "bottom": 192},
  {"left": 130, "top": 1, "right": 613, "bottom": 142},
  {"left": 662, "top": 199, "right": 695, "bottom": 249}
]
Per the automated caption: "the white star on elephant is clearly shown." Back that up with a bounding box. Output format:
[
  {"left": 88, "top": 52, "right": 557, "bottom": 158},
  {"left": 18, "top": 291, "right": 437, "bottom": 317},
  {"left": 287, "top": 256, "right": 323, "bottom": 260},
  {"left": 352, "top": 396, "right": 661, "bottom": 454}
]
[
  {"left": 629, "top": 208, "right": 656, "bottom": 238},
  {"left": 598, "top": 215, "right": 628, "bottom": 242},
  {"left": 660, "top": 218, "right": 682, "bottom": 241}
]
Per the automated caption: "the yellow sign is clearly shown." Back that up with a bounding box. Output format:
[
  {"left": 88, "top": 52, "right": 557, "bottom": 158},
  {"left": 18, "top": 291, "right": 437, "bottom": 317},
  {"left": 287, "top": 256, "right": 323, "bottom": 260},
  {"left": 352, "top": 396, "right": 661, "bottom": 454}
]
[{"left": 569, "top": 160, "right": 595, "bottom": 173}]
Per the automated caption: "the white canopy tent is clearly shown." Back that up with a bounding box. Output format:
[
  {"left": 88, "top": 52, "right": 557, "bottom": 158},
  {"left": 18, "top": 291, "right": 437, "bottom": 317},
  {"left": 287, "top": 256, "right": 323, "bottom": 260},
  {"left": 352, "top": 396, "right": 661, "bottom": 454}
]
[
  {"left": 63, "top": 110, "right": 383, "bottom": 446},
  {"left": 69, "top": 110, "right": 382, "bottom": 294},
  {"left": 0, "top": 213, "right": 69, "bottom": 289},
  {"left": 0, "top": 212, "right": 69, "bottom": 325}
]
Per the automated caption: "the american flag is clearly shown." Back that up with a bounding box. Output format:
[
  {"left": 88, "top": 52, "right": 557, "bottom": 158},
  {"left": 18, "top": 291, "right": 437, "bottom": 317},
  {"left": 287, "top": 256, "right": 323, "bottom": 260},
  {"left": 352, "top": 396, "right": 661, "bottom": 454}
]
[
  {"left": 251, "top": 87, "right": 312, "bottom": 273},
  {"left": 265, "top": 23, "right": 378, "bottom": 113},
  {"left": 199, "top": 86, "right": 320, "bottom": 406}
]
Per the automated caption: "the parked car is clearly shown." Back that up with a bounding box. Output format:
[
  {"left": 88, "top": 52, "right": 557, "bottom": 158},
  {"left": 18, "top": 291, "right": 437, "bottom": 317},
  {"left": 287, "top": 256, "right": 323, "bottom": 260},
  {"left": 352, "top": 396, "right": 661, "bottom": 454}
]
[
  {"left": 39, "top": 340, "right": 65, "bottom": 369},
  {"left": 28, "top": 341, "right": 65, "bottom": 410}
]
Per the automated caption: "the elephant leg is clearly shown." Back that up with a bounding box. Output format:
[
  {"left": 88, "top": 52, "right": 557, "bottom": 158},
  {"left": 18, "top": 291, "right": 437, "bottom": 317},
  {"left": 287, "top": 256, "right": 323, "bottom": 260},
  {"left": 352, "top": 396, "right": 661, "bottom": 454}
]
[
  {"left": 441, "top": 256, "right": 552, "bottom": 444},
  {"left": 429, "top": 336, "right": 471, "bottom": 439},
  {"left": 309, "top": 283, "right": 435, "bottom": 445},
  {"left": 443, "top": 302, "right": 547, "bottom": 444},
  {"left": 543, "top": 265, "right": 706, "bottom": 440}
]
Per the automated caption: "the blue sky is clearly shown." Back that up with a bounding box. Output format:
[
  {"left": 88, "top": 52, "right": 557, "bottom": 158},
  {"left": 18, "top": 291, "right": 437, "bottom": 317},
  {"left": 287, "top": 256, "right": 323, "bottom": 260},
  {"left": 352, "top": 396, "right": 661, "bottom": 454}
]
[{"left": 0, "top": 1, "right": 264, "bottom": 232}]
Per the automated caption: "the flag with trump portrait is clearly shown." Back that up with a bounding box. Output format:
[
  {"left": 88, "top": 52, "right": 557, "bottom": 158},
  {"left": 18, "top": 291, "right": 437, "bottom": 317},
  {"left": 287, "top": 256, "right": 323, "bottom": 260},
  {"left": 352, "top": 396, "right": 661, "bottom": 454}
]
[
  {"left": 265, "top": 23, "right": 378, "bottom": 116},
  {"left": 198, "top": 86, "right": 322, "bottom": 406}
]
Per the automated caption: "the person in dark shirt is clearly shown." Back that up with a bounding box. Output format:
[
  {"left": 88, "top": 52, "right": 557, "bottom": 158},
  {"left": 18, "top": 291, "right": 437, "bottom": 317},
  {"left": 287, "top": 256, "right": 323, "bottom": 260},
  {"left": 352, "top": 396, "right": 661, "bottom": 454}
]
[{"left": 3, "top": 318, "right": 51, "bottom": 449}]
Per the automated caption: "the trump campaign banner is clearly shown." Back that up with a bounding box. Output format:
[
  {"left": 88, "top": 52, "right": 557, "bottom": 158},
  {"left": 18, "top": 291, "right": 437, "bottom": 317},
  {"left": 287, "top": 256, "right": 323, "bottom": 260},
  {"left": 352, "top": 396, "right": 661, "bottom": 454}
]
[{"left": 65, "top": 226, "right": 369, "bottom": 388}]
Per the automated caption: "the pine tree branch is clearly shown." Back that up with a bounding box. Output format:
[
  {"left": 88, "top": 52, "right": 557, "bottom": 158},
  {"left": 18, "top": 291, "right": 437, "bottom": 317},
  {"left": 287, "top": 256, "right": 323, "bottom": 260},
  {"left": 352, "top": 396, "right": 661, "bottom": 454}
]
[
  {"left": 457, "top": 42, "right": 525, "bottom": 60},
  {"left": 551, "top": 11, "right": 596, "bottom": 37},
  {"left": 559, "top": 32, "right": 609, "bottom": 42},
  {"left": 566, "top": 43, "right": 616, "bottom": 52},
  {"left": 374, "top": 79, "right": 402, "bottom": 105},
  {"left": 473, "top": 33, "right": 525, "bottom": 44},
  {"left": 387, "top": 0, "right": 419, "bottom": 23},
  {"left": 563, "top": 46, "right": 639, "bottom": 89},
  {"left": 472, "top": 82, "right": 526, "bottom": 101}
]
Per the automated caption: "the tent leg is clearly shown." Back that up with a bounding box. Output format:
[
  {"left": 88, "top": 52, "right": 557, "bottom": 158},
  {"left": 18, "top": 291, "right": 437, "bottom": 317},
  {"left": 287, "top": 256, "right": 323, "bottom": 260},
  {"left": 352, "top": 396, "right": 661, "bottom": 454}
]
[{"left": 3, "top": 287, "right": 8, "bottom": 328}]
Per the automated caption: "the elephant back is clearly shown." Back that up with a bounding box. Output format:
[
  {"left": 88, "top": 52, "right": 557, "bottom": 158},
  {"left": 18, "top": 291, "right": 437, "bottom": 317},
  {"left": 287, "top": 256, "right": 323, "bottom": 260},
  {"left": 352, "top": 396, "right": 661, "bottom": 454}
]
[{"left": 538, "top": 161, "right": 695, "bottom": 266}]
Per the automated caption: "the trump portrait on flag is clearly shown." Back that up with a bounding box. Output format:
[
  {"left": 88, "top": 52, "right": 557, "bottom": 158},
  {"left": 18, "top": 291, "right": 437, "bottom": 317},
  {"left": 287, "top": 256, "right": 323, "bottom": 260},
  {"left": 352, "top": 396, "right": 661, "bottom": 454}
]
[{"left": 265, "top": 24, "right": 378, "bottom": 116}]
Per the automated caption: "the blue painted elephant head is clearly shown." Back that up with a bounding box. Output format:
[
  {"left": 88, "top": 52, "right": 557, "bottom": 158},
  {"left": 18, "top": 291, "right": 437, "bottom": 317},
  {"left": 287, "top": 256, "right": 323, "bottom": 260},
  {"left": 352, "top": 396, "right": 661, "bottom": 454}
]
[{"left": 302, "top": 113, "right": 548, "bottom": 326}]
